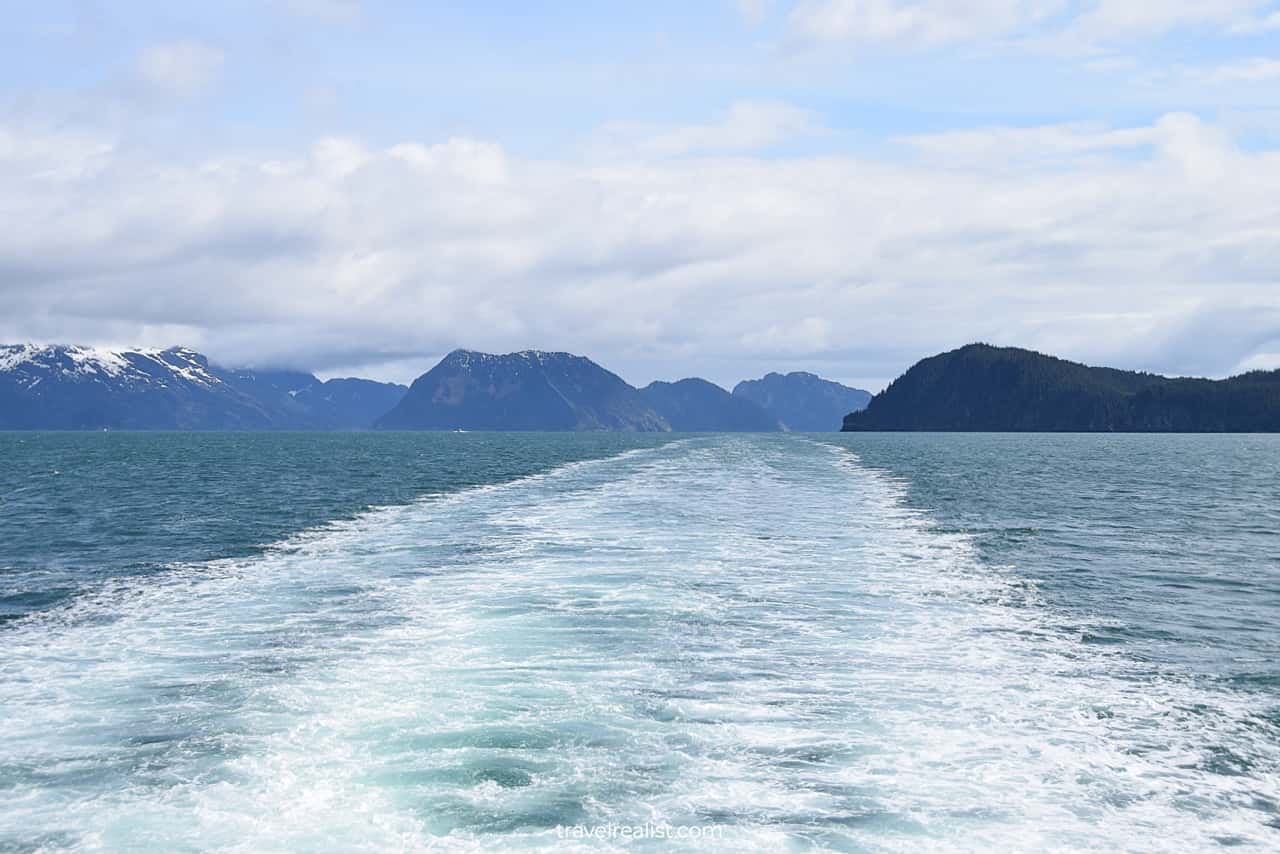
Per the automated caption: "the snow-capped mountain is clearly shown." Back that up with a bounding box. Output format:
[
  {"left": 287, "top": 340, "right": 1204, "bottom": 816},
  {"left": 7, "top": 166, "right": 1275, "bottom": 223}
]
[
  {"left": 0, "top": 344, "right": 221, "bottom": 390},
  {"left": 0, "top": 345, "right": 406, "bottom": 430}
]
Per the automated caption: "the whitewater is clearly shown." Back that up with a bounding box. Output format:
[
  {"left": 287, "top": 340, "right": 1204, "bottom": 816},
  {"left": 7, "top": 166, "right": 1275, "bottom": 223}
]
[{"left": 2, "top": 435, "right": 1278, "bottom": 851}]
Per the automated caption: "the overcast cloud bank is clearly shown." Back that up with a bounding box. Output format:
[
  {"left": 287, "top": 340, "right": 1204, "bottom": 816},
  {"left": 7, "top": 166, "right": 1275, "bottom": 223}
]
[{"left": 2, "top": 1, "right": 1278, "bottom": 389}]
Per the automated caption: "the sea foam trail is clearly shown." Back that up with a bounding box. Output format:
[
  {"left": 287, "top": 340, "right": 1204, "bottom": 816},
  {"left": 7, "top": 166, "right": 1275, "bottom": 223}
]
[{"left": 1, "top": 436, "right": 1276, "bottom": 852}]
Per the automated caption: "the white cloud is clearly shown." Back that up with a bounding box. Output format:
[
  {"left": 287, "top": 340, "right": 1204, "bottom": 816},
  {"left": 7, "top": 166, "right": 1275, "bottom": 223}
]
[
  {"left": 740, "top": 316, "right": 833, "bottom": 352},
  {"left": 786, "top": 0, "right": 1280, "bottom": 50},
  {"left": 788, "top": 0, "right": 1062, "bottom": 47},
  {"left": 900, "top": 121, "right": 1154, "bottom": 164},
  {"left": 1211, "top": 57, "right": 1280, "bottom": 82},
  {"left": 736, "top": 0, "right": 771, "bottom": 23},
  {"left": 0, "top": 126, "right": 114, "bottom": 181},
  {"left": 1234, "top": 351, "right": 1280, "bottom": 372},
  {"left": 135, "top": 41, "right": 224, "bottom": 97},
  {"left": 388, "top": 138, "right": 508, "bottom": 184},
  {"left": 593, "top": 101, "right": 824, "bottom": 159},
  {"left": 900, "top": 113, "right": 1236, "bottom": 180},
  {"left": 1066, "top": 0, "right": 1262, "bottom": 39},
  {"left": 1, "top": 110, "right": 1278, "bottom": 386},
  {"left": 280, "top": 0, "right": 362, "bottom": 22}
]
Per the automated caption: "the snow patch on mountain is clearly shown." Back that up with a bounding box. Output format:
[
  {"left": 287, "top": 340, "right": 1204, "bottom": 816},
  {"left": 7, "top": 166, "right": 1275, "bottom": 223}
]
[{"left": 0, "top": 345, "right": 222, "bottom": 388}]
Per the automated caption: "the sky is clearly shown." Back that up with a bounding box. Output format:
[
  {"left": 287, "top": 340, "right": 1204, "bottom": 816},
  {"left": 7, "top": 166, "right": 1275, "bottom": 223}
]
[{"left": 1, "top": 1, "right": 1278, "bottom": 391}]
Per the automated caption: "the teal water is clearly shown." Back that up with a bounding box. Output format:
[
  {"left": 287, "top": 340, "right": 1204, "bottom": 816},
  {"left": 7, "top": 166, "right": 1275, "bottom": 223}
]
[{"left": 0, "top": 433, "right": 1277, "bottom": 851}]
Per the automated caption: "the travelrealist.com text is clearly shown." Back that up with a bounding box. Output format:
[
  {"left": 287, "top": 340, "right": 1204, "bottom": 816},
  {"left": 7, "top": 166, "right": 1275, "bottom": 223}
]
[{"left": 556, "top": 823, "right": 725, "bottom": 842}]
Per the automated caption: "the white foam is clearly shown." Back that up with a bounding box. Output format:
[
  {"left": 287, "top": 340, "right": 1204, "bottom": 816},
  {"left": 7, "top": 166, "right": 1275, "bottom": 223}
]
[{"left": 1, "top": 437, "right": 1276, "bottom": 851}]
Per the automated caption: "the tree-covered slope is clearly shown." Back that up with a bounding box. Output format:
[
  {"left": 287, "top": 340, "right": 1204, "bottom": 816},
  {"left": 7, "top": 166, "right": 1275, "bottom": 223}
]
[
  {"left": 843, "top": 344, "right": 1280, "bottom": 432},
  {"left": 640, "top": 378, "right": 781, "bottom": 431}
]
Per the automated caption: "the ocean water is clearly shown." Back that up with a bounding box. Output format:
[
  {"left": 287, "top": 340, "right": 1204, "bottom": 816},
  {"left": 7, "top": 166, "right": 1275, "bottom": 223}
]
[{"left": 0, "top": 432, "right": 1277, "bottom": 852}]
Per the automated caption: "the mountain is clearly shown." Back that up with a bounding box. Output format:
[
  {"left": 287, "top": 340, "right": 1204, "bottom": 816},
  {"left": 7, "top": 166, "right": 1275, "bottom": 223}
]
[
  {"left": 291, "top": 377, "right": 410, "bottom": 430},
  {"left": 639, "top": 378, "right": 782, "bottom": 432},
  {"left": 218, "top": 368, "right": 406, "bottom": 429},
  {"left": 0, "top": 344, "right": 406, "bottom": 430},
  {"left": 376, "top": 349, "right": 671, "bottom": 431},
  {"left": 843, "top": 343, "right": 1280, "bottom": 432},
  {"left": 732, "top": 371, "right": 871, "bottom": 432},
  {"left": 0, "top": 345, "right": 277, "bottom": 430}
]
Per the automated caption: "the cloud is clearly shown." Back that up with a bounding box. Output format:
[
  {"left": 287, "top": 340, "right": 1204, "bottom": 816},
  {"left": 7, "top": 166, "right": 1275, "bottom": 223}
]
[
  {"left": 0, "top": 109, "right": 1278, "bottom": 387},
  {"left": 740, "top": 316, "right": 834, "bottom": 353},
  {"left": 1210, "top": 57, "right": 1280, "bottom": 82},
  {"left": 788, "top": 0, "right": 1064, "bottom": 47},
  {"left": 785, "top": 0, "right": 1280, "bottom": 51},
  {"left": 593, "top": 101, "right": 824, "bottom": 159},
  {"left": 280, "top": 0, "right": 362, "bottom": 22},
  {"left": 899, "top": 121, "right": 1155, "bottom": 164},
  {"left": 135, "top": 41, "right": 224, "bottom": 97},
  {"left": 0, "top": 126, "right": 115, "bottom": 181},
  {"left": 1066, "top": 0, "right": 1273, "bottom": 41},
  {"left": 735, "top": 0, "right": 771, "bottom": 23},
  {"left": 1235, "top": 351, "right": 1280, "bottom": 372},
  {"left": 899, "top": 113, "right": 1236, "bottom": 180}
]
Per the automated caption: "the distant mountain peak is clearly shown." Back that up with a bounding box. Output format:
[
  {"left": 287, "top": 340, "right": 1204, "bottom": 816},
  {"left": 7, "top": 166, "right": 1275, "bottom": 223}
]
[
  {"left": 733, "top": 371, "right": 870, "bottom": 432},
  {"left": 762, "top": 370, "right": 818, "bottom": 381},
  {"left": 442, "top": 348, "right": 586, "bottom": 372},
  {"left": 379, "top": 348, "right": 668, "bottom": 432},
  {"left": 647, "top": 377, "right": 727, "bottom": 392}
]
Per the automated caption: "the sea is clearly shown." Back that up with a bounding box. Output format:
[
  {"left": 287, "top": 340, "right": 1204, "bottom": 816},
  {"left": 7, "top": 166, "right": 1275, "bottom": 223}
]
[{"left": 1, "top": 432, "right": 1277, "bottom": 852}]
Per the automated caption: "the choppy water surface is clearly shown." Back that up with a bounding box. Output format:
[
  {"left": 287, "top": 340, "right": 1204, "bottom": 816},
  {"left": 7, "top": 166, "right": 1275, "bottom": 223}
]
[{"left": 1, "top": 432, "right": 1277, "bottom": 851}]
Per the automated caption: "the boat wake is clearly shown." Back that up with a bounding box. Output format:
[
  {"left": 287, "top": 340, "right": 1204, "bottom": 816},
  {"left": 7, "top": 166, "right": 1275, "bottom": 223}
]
[{"left": 1, "top": 436, "right": 1277, "bottom": 851}]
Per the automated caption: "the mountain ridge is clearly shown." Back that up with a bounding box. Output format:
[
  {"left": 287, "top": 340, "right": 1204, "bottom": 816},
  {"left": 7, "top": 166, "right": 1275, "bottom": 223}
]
[
  {"left": 16, "top": 340, "right": 1273, "bottom": 434},
  {"left": 0, "top": 344, "right": 406, "bottom": 430}
]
